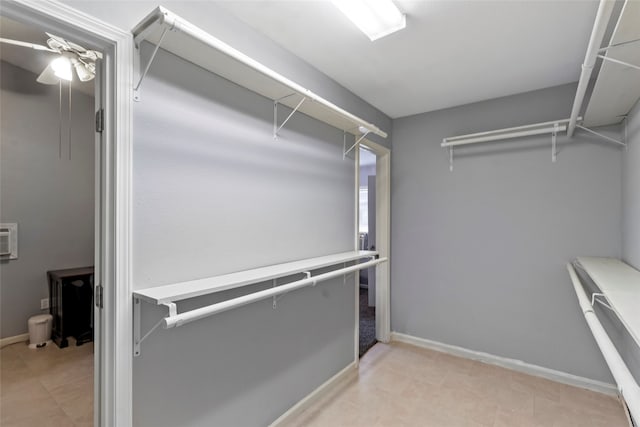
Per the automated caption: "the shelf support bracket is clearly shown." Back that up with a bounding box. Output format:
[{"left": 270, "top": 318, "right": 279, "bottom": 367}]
[
  {"left": 449, "top": 146, "right": 454, "bottom": 172},
  {"left": 273, "top": 95, "right": 306, "bottom": 139},
  {"left": 133, "top": 26, "right": 170, "bottom": 102},
  {"left": 551, "top": 123, "right": 559, "bottom": 163},
  {"left": 133, "top": 299, "right": 177, "bottom": 357},
  {"left": 576, "top": 125, "right": 626, "bottom": 148},
  {"left": 272, "top": 271, "right": 312, "bottom": 308},
  {"left": 597, "top": 54, "right": 640, "bottom": 72},
  {"left": 599, "top": 37, "right": 640, "bottom": 53},
  {"left": 344, "top": 131, "right": 371, "bottom": 159},
  {"left": 591, "top": 292, "right": 614, "bottom": 312}
]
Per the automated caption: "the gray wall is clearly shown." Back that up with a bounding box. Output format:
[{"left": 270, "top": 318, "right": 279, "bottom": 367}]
[
  {"left": 623, "top": 99, "right": 640, "bottom": 268},
  {"left": 391, "top": 82, "right": 623, "bottom": 383},
  {"left": 0, "top": 61, "right": 95, "bottom": 338},
  {"left": 131, "top": 44, "right": 356, "bottom": 427}
]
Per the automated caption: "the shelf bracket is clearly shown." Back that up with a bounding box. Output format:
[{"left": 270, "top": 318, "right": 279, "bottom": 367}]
[
  {"left": 576, "top": 125, "right": 626, "bottom": 148},
  {"left": 272, "top": 271, "right": 312, "bottom": 308},
  {"left": 133, "top": 26, "right": 170, "bottom": 102},
  {"left": 591, "top": 292, "right": 614, "bottom": 312},
  {"left": 133, "top": 299, "right": 177, "bottom": 357},
  {"left": 449, "top": 146, "right": 454, "bottom": 172},
  {"left": 273, "top": 95, "right": 306, "bottom": 139},
  {"left": 343, "top": 132, "right": 347, "bottom": 161},
  {"left": 597, "top": 54, "right": 640, "bottom": 71},
  {"left": 599, "top": 37, "right": 640, "bottom": 53},
  {"left": 343, "top": 131, "right": 371, "bottom": 159},
  {"left": 551, "top": 123, "right": 559, "bottom": 163}
]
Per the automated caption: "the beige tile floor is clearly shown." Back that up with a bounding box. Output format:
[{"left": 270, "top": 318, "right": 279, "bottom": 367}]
[
  {"left": 0, "top": 338, "right": 93, "bottom": 427},
  {"left": 282, "top": 342, "right": 629, "bottom": 427}
]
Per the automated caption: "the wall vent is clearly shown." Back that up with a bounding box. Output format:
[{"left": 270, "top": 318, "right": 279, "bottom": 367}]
[{"left": 0, "top": 223, "right": 18, "bottom": 260}]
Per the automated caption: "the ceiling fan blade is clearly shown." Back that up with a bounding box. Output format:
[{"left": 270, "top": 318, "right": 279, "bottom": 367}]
[
  {"left": 45, "top": 32, "right": 86, "bottom": 53},
  {"left": 78, "top": 50, "right": 103, "bottom": 61},
  {"left": 36, "top": 64, "right": 60, "bottom": 85},
  {"left": 0, "top": 37, "right": 56, "bottom": 52}
]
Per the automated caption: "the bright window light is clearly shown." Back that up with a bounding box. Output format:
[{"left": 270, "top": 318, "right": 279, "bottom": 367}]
[
  {"left": 51, "top": 56, "right": 72, "bottom": 81},
  {"left": 332, "top": 0, "right": 406, "bottom": 41}
]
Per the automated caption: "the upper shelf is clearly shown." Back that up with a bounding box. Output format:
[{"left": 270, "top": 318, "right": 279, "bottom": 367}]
[
  {"left": 577, "top": 257, "right": 640, "bottom": 348},
  {"left": 583, "top": 0, "right": 640, "bottom": 128},
  {"left": 131, "top": 6, "right": 387, "bottom": 139},
  {"left": 134, "top": 250, "right": 378, "bottom": 305}
]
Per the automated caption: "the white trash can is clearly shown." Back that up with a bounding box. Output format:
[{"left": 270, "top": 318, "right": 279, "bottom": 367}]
[{"left": 28, "top": 314, "right": 52, "bottom": 349}]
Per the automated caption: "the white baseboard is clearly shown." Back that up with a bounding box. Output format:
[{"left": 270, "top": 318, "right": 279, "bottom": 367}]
[
  {"left": 270, "top": 361, "right": 357, "bottom": 427},
  {"left": 0, "top": 333, "right": 29, "bottom": 349},
  {"left": 391, "top": 332, "right": 618, "bottom": 397}
]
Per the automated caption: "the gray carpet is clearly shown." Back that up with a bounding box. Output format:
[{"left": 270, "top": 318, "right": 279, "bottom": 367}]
[{"left": 359, "top": 288, "right": 376, "bottom": 357}]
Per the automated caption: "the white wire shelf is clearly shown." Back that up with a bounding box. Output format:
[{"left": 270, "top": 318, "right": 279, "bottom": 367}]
[
  {"left": 133, "top": 250, "right": 379, "bottom": 305},
  {"left": 133, "top": 250, "right": 384, "bottom": 356},
  {"left": 131, "top": 6, "right": 387, "bottom": 141},
  {"left": 576, "top": 257, "right": 640, "bottom": 348}
]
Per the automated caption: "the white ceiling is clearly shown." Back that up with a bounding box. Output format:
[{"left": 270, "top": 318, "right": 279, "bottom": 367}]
[
  {"left": 217, "top": 0, "right": 601, "bottom": 118},
  {"left": 0, "top": 16, "right": 94, "bottom": 95}
]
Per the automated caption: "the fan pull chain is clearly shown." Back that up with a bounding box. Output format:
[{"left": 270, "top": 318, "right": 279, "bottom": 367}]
[
  {"left": 68, "top": 83, "right": 72, "bottom": 160},
  {"left": 58, "top": 80, "right": 62, "bottom": 159}
]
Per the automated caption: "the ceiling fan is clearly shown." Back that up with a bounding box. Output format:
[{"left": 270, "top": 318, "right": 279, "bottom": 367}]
[{"left": 0, "top": 33, "right": 102, "bottom": 83}]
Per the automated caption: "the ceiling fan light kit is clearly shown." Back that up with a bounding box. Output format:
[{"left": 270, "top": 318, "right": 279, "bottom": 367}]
[
  {"left": 51, "top": 56, "right": 73, "bottom": 81},
  {"left": 0, "top": 33, "right": 101, "bottom": 83}
]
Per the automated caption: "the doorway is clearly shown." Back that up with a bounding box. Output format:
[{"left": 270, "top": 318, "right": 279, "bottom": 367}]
[
  {"left": 355, "top": 138, "right": 391, "bottom": 361},
  {"left": 0, "top": 2, "right": 134, "bottom": 426},
  {"left": 0, "top": 13, "right": 100, "bottom": 427},
  {"left": 358, "top": 147, "right": 377, "bottom": 357}
]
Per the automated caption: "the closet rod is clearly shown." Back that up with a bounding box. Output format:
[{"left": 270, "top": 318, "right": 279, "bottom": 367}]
[
  {"left": 567, "top": 263, "right": 640, "bottom": 422},
  {"left": 164, "top": 257, "right": 387, "bottom": 329},
  {"left": 441, "top": 118, "right": 571, "bottom": 147},
  {"left": 136, "top": 7, "right": 387, "bottom": 139}
]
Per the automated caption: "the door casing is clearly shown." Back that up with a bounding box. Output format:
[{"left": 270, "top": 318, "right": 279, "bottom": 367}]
[{"left": 1, "top": 2, "right": 135, "bottom": 426}]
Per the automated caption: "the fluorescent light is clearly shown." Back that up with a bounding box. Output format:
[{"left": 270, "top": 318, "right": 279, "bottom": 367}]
[
  {"left": 51, "top": 56, "right": 72, "bottom": 81},
  {"left": 332, "top": 0, "right": 406, "bottom": 41}
]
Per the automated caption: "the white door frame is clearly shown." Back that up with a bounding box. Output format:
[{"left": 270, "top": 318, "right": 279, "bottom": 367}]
[
  {"left": 355, "top": 139, "right": 391, "bottom": 361},
  {"left": 3, "top": 1, "right": 134, "bottom": 426}
]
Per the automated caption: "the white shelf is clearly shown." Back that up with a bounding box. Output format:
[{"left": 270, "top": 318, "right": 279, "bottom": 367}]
[
  {"left": 577, "top": 257, "right": 640, "bottom": 348},
  {"left": 134, "top": 250, "right": 378, "bottom": 305},
  {"left": 131, "top": 6, "right": 387, "bottom": 139},
  {"left": 583, "top": 0, "right": 640, "bottom": 128}
]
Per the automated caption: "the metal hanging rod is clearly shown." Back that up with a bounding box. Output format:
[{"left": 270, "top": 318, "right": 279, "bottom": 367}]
[
  {"left": 442, "top": 118, "right": 573, "bottom": 147},
  {"left": 133, "top": 256, "right": 386, "bottom": 355},
  {"left": 163, "top": 257, "right": 384, "bottom": 329},
  {"left": 442, "top": 118, "right": 577, "bottom": 171},
  {"left": 567, "top": 262, "right": 640, "bottom": 422}
]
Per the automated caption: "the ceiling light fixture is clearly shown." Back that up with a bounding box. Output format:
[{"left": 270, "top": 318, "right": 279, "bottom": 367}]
[{"left": 332, "top": 0, "right": 406, "bottom": 41}]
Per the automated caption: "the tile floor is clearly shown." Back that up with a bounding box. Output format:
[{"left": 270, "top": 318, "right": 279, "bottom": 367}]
[
  {"left": 282, "top": 342, "right": 629, "bottom": 427},
  {"left": 0, "top": 339, "right": 93, "bottom": 427},
  {"left": 0, "top": 339, "right": 629, "bottom": 426}
]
